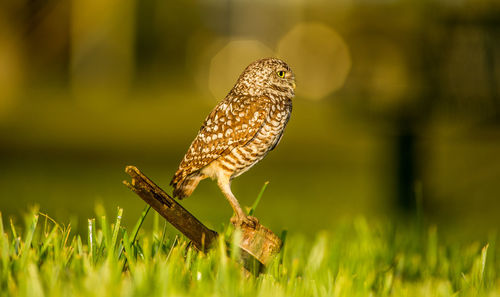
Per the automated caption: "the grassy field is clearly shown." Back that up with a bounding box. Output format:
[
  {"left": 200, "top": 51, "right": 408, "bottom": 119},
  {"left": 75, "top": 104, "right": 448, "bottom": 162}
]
[{"left": 0, "top": 205, "right": 498, "bottom": 297}]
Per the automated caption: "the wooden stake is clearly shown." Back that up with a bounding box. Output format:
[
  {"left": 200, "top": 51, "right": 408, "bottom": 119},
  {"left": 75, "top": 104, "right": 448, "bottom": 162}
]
[
  {"left": 123, "top": 165, "right": 282, "bottom": 269},
  {"left": 123, "top": 165, "right": 217, "bottom": 251}
]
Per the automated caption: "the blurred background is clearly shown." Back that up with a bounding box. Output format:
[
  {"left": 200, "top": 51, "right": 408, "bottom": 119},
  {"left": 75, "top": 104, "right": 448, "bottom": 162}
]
[{"left": 1, "top": 0, "right": 499, "bottom": 237}]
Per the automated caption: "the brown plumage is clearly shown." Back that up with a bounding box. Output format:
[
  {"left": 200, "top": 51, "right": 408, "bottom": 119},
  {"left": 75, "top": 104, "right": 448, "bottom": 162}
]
[{"left": 170, "top": 58, "right": 296, "bottom": 226}]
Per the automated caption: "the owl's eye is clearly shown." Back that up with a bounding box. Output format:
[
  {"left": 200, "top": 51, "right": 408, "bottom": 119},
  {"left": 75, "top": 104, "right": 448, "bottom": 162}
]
[{"left": 277, "top": 70, "right": 286, "bottom": 78}]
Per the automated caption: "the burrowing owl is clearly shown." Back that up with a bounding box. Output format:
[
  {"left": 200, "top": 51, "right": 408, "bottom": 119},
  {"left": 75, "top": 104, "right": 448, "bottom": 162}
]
[{"left": 170, "top": 58, "right": 296, "bottom": 226}]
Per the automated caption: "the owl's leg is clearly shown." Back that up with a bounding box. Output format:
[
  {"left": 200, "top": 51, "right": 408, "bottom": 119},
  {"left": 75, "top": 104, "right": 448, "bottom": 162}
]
[{"left": 217, "top": 178, "right": 259, "bottom": 228}]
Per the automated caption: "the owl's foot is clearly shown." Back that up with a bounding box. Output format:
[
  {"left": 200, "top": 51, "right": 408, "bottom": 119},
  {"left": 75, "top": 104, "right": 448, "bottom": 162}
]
[{"left": 231, "top": 215, "right": 259, "bottom": 228}]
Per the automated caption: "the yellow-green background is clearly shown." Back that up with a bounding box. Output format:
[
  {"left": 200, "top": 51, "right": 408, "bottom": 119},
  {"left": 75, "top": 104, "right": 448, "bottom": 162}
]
[{"left": 1, "top": 0, "right": 499, "bottom": 236}]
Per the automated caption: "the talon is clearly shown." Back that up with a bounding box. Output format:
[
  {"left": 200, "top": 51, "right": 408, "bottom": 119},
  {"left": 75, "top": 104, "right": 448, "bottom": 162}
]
[
  {"left": 231, "top": 215, "right": 259, "bottom": 228},
  {"left": 244, "top": 216, "right": 259, "bottom": 227}
]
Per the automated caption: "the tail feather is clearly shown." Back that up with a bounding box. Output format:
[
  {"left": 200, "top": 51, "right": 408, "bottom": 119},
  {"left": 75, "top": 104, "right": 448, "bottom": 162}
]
[{"left": 171, "top": 172, "right": 204, "bottom": 199}]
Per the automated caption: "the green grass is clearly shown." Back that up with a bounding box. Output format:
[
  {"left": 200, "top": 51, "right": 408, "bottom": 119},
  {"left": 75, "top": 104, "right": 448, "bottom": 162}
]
[{"left": 0, "top": 206, "right": 498, "bottom": 297}]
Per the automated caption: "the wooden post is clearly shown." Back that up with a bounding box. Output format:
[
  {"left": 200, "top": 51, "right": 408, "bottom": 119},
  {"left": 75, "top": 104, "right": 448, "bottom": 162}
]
[
  {"left": 123, "top": 166, "right": 217, "bottom": 251},
  {"left": 123, "top": 165, "right": 282, "bottom": 269}
]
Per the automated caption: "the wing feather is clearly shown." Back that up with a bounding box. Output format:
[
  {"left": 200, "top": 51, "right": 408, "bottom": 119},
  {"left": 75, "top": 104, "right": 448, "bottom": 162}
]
[{"left": 170, "top": 95, "right": 270, "bottom": 187}]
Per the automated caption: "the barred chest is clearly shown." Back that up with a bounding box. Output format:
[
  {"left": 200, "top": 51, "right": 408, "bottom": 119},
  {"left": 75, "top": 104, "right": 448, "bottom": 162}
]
[{"left": 219, "top": 99, "right": 292, "bottom": 179}]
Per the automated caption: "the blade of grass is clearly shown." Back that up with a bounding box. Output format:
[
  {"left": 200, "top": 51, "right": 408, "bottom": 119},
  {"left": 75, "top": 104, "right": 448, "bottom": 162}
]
[
  {"left": 109, "top": 207, "right": 123, "bottom": 258},
  {"left": 131, "top": 206, "right": 151, "bottom": 244},
  {"left": 121, "top": 205, "right": 150, "bottom": 251},
  {"left": 118, "top": 205, "right": 150, "bottom": 264},
  {"left": 64, "top": 236, "right": 77, "bottom": 267},
  {"left": 0, "top": 212, "right": 9, "bottom": 269},
  {"left": 88, "top": 218, "right": 96, "bottom": 263},
  {"left": 9, "top": 218, "right": 17, "bottom": 239},
  {"left": 165, "top": 235, "right": 179, "bottom": 262},
  {"left": 62, "top": 224, "right": 72, "bottom": 249},
  {"left": 160, "top": 221, "right": 168, "bottom": 249},
  {"left": 249, "top": 181, "right": 269, "bottom": 216},
  {"left": 20, "top": 214, "right": 39, "bottom": 266},
  {"left": 0, "top": 212, "right": 3, "bottom": 237},
  {"left": 99, "top": 214, "right": 110, "bottom": 253},
  {"left": 480, "top": 244, "right": 489, "bottom": 286},
  {"left": 153, "top": 211, "right": 159, "bottom": 236},
  {"left": 77, "top": 235, "right": 83, "bottom": 257},
  {"left": 40, "top": 225, "right": 59, "bottom": 256},
  {"left": 121, "top": 231, "right": 136, "bottom": 273},
  {"left": 38, "top": 212, "right": 62, "bottom": 234}
]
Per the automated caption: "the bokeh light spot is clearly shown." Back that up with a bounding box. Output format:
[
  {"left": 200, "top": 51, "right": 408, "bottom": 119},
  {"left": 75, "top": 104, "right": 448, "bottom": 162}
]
[
  {"left": 209, "top": 40, "right": 274, "bottom": 100},
  {"left": 367, "top": 41, "right": 409, "bottom": 106},
  {"left": 277, "top": 22, "right": 351, "bottom": 100}
]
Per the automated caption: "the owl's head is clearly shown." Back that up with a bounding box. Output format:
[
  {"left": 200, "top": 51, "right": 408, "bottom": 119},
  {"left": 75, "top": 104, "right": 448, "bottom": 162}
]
[{"left": 232, "top": 58, "right": 296, "bottom": 98}]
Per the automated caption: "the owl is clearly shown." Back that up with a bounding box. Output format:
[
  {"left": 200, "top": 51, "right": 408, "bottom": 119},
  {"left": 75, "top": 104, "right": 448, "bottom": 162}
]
[{"left": 170, "top": 58, "right": 296, "bottom": 227}]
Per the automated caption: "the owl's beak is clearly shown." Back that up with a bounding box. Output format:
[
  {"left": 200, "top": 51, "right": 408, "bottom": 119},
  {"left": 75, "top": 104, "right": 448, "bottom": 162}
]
[{"left": 291, "top": 82, "right": 296, "bottom": 90}]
